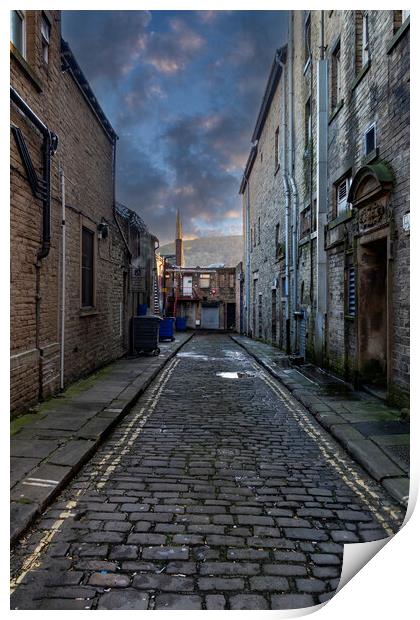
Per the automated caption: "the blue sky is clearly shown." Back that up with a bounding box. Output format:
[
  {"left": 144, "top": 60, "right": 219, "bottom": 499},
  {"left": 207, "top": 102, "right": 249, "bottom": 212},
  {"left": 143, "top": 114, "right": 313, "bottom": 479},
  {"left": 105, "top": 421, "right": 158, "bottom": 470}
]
[{"left": 62, "top": 10, "right": 288, "bottom": 244}]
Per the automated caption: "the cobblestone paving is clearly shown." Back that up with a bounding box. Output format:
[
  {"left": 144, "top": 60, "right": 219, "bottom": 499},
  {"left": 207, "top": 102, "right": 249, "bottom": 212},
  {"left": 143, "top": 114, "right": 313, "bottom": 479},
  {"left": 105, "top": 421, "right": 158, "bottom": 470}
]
[{"left": 10, "top": 334, "right": 405, "bottom": 610}]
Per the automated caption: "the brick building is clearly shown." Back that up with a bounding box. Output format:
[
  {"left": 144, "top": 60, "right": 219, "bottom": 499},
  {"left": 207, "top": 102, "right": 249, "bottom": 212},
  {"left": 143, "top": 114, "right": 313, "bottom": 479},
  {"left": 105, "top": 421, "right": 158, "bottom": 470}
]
[
  {"left": 162, "top": 213, "right": 236, "bottom": 330},
  {"left": 10, "top": 10, "right": 158, "bottom": 415},
  {"left": 164, "top": 265, "right": 236, "bottom": 331},
  {"left": 240, "top": 10, "right": 409, "bottom": 406}
]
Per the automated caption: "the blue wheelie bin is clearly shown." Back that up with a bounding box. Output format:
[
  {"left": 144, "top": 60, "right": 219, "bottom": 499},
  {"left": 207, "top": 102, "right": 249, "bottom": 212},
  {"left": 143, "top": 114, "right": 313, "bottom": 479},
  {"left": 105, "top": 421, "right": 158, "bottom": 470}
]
[
  {"left": 175, "top": 317, "right": 187, "bottom": 331},
  {"left": 159, "top": 317, "right": 175, "bottom": 341}
]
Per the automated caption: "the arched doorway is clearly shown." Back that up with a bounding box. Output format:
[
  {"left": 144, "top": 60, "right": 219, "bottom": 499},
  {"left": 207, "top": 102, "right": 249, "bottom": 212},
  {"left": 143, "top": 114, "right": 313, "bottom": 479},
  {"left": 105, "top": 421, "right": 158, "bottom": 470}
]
[{"left": 348, "top": 162, "right": 394, "bottom": 395}]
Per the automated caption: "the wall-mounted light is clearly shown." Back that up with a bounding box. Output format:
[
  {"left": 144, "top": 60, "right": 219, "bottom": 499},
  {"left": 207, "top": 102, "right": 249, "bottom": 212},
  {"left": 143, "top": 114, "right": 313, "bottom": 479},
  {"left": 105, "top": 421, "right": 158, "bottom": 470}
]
[{"left": 97, "top": 222, "right": 109, "bottom": 240}]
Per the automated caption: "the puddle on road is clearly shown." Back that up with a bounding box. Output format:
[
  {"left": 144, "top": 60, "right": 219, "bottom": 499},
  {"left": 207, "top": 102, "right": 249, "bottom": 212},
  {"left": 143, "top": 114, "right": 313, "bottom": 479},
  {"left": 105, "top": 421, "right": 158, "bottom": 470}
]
[
  {"left": 177, "top": 352, "right": 211, "bottom": 361},
  {"left": 222, "top": 349, "right": 247, "bottom": 361},
  {"left": 216, "top": 370, "right": 260, "bottom": 379}
]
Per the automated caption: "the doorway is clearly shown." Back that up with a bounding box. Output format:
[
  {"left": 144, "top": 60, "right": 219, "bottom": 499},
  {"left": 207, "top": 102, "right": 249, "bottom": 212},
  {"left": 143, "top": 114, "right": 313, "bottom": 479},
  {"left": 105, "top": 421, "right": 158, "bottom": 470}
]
[
  {"left": 271, "top": 289, "right": 277, "bottom": 343},
  {"left": 226, "top": 303, "right": 236, "bottom": 330},
  {"left": 357, "top": 236, "right": 388, "bottom": 388}
]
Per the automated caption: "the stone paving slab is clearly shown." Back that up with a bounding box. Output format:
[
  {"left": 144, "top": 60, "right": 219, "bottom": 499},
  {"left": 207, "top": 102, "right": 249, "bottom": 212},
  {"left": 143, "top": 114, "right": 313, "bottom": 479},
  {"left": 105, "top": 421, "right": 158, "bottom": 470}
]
[
  {"left": 10, "top": 458, "right": 39, "bottom": 487},
  {"left": 10, "top": 333, "right": 193, "bottom": 544},
  {"left": 231, "top": 335, "right": 409, "bottom": 509},
  {"left": 48, "top": 440, "right": 96, "bottom": 467}
]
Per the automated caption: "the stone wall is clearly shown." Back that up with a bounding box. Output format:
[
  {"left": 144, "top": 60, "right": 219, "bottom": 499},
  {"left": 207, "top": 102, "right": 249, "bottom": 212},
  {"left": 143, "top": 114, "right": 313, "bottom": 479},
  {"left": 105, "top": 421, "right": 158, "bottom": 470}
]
[{"left": 240, "top": 10, "right": 409, "bottom": 406}]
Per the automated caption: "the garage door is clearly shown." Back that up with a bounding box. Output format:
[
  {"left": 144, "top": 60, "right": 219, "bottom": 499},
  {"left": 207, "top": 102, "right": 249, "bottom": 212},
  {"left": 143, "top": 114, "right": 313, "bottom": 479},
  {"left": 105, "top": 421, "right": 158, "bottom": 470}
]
[{"left": 201, "top": 306, "right": 219, "bottom": 329}]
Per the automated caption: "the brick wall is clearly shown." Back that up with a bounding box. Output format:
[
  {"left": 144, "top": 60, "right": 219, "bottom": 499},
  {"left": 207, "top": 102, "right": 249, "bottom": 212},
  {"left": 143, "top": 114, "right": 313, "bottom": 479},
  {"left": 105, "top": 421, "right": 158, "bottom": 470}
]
[{"left": 10, "top": 10, "right": 132, "bottom": 415}]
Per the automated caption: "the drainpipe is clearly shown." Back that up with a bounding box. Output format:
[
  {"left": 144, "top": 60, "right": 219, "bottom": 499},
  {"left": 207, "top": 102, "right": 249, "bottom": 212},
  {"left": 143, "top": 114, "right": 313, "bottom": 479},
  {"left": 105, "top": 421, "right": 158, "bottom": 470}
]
[
  {"left": 111, "top": 138, "right": 131, "bottom": 261},
  {"left": 245, "top": 181, "right": 251, "bottom": 336},
  {"left": 60, "top": 167, "right": 66, "bottom": 390},
  {"left": 282, "top": 176, "right": 291, "bottom": 354},
  {"left": 314, "top": 12, "right": 328, "bottom": 366},
  {"left": 286, "top": 12, "right": 299, "bottom": 354},
  {"left": 275, "top": 51, "right": 291, "bottom": 354},
  {"left": 10, "top": 86, "right": 58, "bottom": 261},
  {"left": 289, "top": 175, "right": 299, "bottom": 352},
  {"left": 10, "top": 86, "right": 59, "bottom": 400}
]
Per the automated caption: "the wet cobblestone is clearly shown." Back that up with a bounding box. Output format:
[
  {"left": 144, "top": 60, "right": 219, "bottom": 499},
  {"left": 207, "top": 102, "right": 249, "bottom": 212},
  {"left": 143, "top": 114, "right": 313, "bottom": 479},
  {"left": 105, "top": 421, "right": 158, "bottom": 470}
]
[{"left": 11, "top": 334, "right": 405, "bottom": 610}]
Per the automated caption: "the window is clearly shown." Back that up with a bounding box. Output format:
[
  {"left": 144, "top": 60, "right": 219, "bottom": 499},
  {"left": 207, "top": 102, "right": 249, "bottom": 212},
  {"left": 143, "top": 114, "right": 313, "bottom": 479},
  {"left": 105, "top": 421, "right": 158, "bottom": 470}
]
[
  {"left": 199, "top": 274, "right": 210, "bottom": 288},
  {"left": 10, "top": 10, "right": 25, "bottom": 57},
  {"left": 274, "top": 127, "right": 280, "bottom": 170},
  {"left": 81, "top": 226, "right": 95, "bottom": 307},
  {"left": 229, "top": 273, "right": 235, "bottom": 288},
  {"left": 250, "top": 228, "right": 253, "bottom": 251},
  {"left": 364, "top": 123, "right": 376, "bottom": 155},
  {"left": 219, "top": 273, "right": 226, "bottom": 287},
  {"left": 362, "top": 12, "right": 369, "bottom": 66},
  {"left": 355, "top": 11, "right": 369, "bottom": 73},
  {"left": 253, "top": 223, "right": 256, "bottom": 247},
  {"left": 304, "top": 13, "right": 311, "bottom": 67},
  {"left": 258, "top": 217, "right": 261, "bottom": 245},
  {"left": 300, "top": 206, "right": 311, "bottom": 238},
  {"left": 275, "top": 223, "right": 280, "bottom": 250},
  {"left": 305, "top": 97, "right": 312, "bottom": 148},
  {"left": 41, "top": 14, "right": 51, "bottom": 64},
  {"left": 335, "top": 176, "right": 352, "bottom": 216},
  {"left": 331, "top": 40, "right": 342, "bottom": 109}
]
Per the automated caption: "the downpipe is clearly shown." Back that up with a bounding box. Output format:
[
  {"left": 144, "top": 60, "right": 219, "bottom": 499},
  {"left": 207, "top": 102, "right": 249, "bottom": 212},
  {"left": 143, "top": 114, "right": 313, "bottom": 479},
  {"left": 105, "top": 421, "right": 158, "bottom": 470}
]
[
  {"left": 288, "top": 174, "right": 299, "bottom": 354},
  {"left": 283, "top": 176, "right": 291, "bottom": 354},
  {"left": 10, "top": 86, "right": 59, "bottom": 401},
  {"left": 60, "top": 167, "right": 66, "bottom": 390}
]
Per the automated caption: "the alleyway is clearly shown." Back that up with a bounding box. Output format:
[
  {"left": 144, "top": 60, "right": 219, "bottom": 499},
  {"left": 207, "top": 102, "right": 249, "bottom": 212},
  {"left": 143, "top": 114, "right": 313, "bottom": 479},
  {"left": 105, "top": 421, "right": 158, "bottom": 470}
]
[{"left": 11, "top": 334, "right": 404, "bottom": 610}]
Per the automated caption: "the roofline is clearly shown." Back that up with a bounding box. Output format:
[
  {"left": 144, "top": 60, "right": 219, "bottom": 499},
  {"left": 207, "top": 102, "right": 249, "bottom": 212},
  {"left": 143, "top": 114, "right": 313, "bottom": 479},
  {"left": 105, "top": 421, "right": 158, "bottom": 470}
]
[
  {"left": 239, "top": 144, "right": 257, "bottom": 194},
  {"left": 251, "top": 45, "right": 287, "bottom": 144},
  {"left": 239, "top": 45, "right": 287, "bottom": 195},
  {"left": 61, "top": 39, "right": 118, "bottom": 142}
]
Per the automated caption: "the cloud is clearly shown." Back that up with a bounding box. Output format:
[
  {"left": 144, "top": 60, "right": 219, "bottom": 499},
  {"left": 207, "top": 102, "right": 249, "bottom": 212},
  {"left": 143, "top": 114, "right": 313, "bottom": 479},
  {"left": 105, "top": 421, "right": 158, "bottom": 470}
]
[
  {"left": 62, "top": 11, "right": 151, "bottom": 83},
  {"left": 144, "top": 18, "right": 204, "bottom": 74},
  {"left": 62, "top": 10, "right": 288, "bottom": 243}
]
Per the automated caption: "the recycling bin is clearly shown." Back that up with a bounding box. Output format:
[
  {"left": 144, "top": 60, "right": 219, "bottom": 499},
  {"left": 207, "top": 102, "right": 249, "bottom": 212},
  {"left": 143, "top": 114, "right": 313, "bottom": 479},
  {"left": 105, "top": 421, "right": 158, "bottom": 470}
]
[
  {"left": 131, "top": 316, "right": 162, "bottom": 355},
  {"left": 175, "top": 317, "right": 187, "bottom": 331},
  {"left": 159, "top": 317, "right": 175, "bottom": 341}
]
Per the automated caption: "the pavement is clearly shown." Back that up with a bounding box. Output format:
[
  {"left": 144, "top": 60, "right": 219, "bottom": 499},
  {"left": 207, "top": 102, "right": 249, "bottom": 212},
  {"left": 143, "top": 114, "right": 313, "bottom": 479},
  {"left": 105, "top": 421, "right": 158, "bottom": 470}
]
[
  {"left": 10, "top": 332, "right": 193, "bottom": 544},
  {"left": 11, "top": 333, "right": 405, "bottom": 610},
  {"left": 231, "top": 335, "right": 410, "bottom": 508}
]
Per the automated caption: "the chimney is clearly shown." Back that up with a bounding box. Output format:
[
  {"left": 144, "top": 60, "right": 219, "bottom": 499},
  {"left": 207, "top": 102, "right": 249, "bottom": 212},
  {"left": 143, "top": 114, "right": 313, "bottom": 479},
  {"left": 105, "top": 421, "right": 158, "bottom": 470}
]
[{"left": 175, "top": 209, "right": 184, "bottom": 267}]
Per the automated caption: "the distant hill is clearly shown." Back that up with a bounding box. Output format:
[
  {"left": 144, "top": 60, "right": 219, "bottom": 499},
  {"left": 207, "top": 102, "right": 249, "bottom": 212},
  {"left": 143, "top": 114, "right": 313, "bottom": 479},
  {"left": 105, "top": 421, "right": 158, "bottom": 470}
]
[{"left": 159, "top": 235, "right": 243, "bottom": 268}]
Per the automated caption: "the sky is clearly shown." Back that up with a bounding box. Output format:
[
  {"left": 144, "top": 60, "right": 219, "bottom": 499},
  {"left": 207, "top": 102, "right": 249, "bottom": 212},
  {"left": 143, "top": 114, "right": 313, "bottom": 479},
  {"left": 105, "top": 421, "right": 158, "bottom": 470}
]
[{"left": 62, "top": 10, "right": 288, "bottom": 245}]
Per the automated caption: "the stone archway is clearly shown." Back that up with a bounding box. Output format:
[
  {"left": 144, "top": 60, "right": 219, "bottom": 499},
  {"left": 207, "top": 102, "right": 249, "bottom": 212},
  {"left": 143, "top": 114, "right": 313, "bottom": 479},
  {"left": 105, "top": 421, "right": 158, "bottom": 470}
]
[{"left": 348, "top": 162, "right": 394, "bottom": 394}]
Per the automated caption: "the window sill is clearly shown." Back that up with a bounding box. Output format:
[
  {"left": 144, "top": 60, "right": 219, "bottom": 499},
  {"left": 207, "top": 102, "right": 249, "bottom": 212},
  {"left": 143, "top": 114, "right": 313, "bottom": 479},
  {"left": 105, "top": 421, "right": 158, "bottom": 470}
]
[
  {"left": 344, "top": 314, "right": 356, "bottom": 321},
  {"left": 80, "top": 308, "right": 99, "bottom": 317},
  {"left": 387, "top": 17, "right": 410, "bottom": 54},
  {"left": 299, "top": 235, "right": 311, "bottom": 247},
  {"left": 328, "top": 99, "right": 344, "bottom": 125},
  {"left": 351, "top": 61, "right": 371, "bottom": 91},
  {"left": 328, "top": 209, "right": 353, "bottom": 230},
  {"left": 10, "top": 44, "right": 43, "bottom": 93},
  {"left": 362, "top": 147, "right": 379, "bottom": 166}
]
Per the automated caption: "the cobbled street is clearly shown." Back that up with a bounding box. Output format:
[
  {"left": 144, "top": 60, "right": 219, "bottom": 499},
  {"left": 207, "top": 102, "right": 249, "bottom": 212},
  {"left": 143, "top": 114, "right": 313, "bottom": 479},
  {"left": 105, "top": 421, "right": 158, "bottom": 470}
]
[{"left": 11, "top": 334, "right": 405, "bottom": 610}]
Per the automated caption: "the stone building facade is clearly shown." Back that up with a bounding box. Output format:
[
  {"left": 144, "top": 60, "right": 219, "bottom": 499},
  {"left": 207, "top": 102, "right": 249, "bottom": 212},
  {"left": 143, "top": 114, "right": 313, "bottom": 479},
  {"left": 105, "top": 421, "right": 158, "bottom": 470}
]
[
  {"left": 240, "top": 10, "right": 410, "bottom": 407},
  {"left": 10, "top": 10, "right": 158, "bottom": 415}
]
